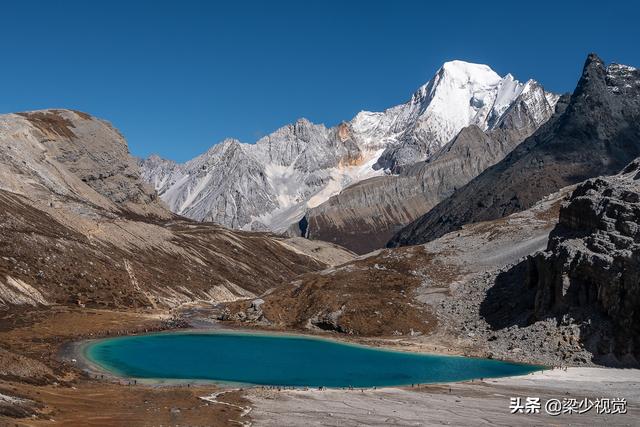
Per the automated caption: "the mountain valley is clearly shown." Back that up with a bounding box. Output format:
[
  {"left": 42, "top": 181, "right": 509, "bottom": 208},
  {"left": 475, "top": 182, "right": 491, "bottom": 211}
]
[{"left": 2, "top": 54, "right": 640, "bottom": 426}]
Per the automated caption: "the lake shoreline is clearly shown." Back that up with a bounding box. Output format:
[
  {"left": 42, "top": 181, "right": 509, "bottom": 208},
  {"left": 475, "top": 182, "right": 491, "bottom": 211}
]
[{"left": 70, "top": 327, "right": 546, "bottom": 388}]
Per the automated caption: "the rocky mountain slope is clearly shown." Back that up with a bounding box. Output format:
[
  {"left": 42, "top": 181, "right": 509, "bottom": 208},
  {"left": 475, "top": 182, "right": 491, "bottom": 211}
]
[
  {"left": 390, "top": 54, "right": 640, "bottom": 247},
  {"left": 525, "top": 159, "right": 640, "bottom": 364},
  {"left": 226, "top": 184, "right": 613, "bottom": 366},
  {"left": 141, "top": 62, "right": 558, "bottom": 235},
  {"left": 0, "top": 110, "right": 168, "bottom": 219},
  {"left": 303, "top": 85, "right": 565, "bottom": 253},
  {"left": 0, "top": 110, "right": 349, "bottom": 308}
]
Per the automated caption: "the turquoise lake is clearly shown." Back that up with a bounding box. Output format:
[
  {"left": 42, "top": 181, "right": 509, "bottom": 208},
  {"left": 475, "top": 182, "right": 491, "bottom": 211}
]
[{"left": 85, "top": 331, "right": 542, "bottom": 388}]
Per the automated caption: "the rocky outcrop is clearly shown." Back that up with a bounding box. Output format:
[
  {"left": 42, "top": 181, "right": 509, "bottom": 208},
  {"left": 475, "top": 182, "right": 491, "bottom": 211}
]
[
  {"left": 390, "top": 54, "right": 640, "bottom": 247},
  {"left": 1, "top": 109, "right": 167, "bottom": 218},
  {"left": 526, "top": 159, "right": 640, "bottom": 363},
  {"left": 227, "top": 245, "right": 437, "bottom": 336},
  {"left": 304, "top": 82, "right": 561, "bottom": 254}
]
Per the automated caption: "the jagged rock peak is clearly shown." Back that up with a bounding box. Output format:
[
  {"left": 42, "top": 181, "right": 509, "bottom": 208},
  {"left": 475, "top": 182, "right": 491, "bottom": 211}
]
[
  {"left": 571, "top": 53, "right": 640, "bottom": 100},
  {"left": 571, "top": 53, "right": 608, "bottom": 99},
  {"left": 143, "top": 153, "right": 177, "bottom": 166},
  {"left": 216, "top": 137, "right": 245, "bottom": 151}
]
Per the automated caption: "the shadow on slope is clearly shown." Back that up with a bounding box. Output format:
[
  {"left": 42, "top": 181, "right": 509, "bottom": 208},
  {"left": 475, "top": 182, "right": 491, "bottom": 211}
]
[{"left": 480, "top": 257, "right": 634, "bottom": 368}]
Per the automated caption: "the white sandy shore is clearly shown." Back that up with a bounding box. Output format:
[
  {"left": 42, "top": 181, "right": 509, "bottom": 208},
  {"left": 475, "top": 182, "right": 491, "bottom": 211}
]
[
  {"left": 489, "top": 367, "right": 640, "bottom": 400},
  {"left": 246, "top": 368, "right": 640, "bottom": 426}
]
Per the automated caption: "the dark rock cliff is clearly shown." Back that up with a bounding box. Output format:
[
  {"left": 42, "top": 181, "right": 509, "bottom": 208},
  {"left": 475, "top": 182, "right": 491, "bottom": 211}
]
[{"left": 526, "top": 159, "right": 640, "bottom": 363}]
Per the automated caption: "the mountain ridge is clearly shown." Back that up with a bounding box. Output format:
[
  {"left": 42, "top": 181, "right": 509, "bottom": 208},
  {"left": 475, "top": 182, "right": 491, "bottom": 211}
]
[
  {"left": 141, "top": 60, "right": 558, "bottom": 234},
  {"left": 303, "top": 81, "right": 564, "bottom": 253}
]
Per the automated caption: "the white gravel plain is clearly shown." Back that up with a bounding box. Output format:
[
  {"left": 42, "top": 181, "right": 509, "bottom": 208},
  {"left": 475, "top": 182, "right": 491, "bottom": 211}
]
[{"left": 246, "top": 368, "right": 640, "bottom": 426}]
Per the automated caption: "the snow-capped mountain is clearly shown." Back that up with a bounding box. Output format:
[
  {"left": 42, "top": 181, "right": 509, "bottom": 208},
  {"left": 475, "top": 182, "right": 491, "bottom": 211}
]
[
  {"left": 140, "top": 121, "right": 381, "bottom": 231},
  {"left": 369, "top": 61, "right": 560, "bottom": 170},
  {"left": 141, "top": 60, "right": 559, "bottom": 232},
  {"left": 389, "top": 54, "right": 640, "bottom": 247}
]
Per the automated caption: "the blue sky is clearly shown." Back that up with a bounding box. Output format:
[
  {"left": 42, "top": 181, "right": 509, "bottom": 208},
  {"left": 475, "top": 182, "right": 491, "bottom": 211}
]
[{"left": 2, "top": 0, "right": 638, "bottom": 162}]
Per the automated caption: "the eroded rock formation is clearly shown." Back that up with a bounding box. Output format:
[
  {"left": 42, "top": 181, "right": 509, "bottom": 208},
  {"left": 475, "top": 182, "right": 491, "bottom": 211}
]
[{"left": 527, "top": 159, "right": 640, "bottom": 362}]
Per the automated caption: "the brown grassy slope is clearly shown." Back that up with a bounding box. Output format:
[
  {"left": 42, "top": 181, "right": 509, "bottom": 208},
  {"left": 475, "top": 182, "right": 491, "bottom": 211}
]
[{"left": 250, "top": 246, "right": 447, "bottom": 336}]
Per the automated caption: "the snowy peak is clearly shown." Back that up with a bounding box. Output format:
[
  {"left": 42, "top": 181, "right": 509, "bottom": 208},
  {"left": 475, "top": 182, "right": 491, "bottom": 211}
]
[
  {"left": 435, "top": 60, "right": 502, "bottom": 91},
  {"left": 418, "top": 61, "right": 499, "bottom": 94},
  {"left": 423, "top": 60, "right": 524, "bottom": 131},
  {"left": 486, "top": 74, "right": 525, "bottom": 128},
  {"left": 491, "top": 79, "right": 557, "bottom": 131},
  {"left": 441, "top": 60, "right": 498, "bottom": 76},
  {"left": 371, "top": 60, "right": 557, "bottom": 170}
]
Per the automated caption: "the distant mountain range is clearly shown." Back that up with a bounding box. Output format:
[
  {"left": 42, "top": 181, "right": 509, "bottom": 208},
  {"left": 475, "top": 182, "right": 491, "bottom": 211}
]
[{"left": 140, "top": 61, "right": 559, "bottom": 246}]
